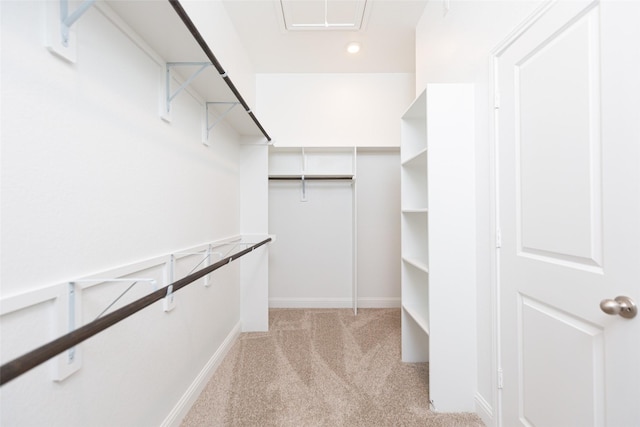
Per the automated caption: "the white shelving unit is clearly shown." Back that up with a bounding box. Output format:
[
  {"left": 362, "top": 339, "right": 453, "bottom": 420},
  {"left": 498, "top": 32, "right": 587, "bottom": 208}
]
[
  {"left": 401, "top": 89, "right": 431, "bottom": 362},
  {"left": 400, "top": 85, "right": 476, "bottom": 412}
]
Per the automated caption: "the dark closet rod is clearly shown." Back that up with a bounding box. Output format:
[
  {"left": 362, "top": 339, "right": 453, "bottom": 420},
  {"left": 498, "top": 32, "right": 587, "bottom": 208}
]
[
  {"left": 168, "top": 0, "right": 272, "bottom": 142},
  {"left": 269, "top": 176, "right": 354, "bottom": 180},
  {"left": 0, "top": 237, "right": 272, "bottom": 387}
]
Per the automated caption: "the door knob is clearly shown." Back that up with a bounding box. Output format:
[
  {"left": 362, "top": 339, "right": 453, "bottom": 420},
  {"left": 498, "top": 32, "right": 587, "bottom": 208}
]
[{"left": 600, "top": 296, "right": 637, "bottom": 319}]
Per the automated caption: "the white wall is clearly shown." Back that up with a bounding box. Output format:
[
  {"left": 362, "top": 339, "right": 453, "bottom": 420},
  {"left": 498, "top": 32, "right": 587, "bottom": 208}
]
[
  {"left": 256, "top": 73, "right": 414, "bottom": 147},
  {"left": 267, "top": 149, "right": 401, "bottom": 308},
  {"left": 0, "top": 1, "right": 255, "bottom": 425},
  {"left": 239, "top": 143, "right": 270, "bottom": 330},
  {"left": 269, "top": 180, "right": 354, "bottom": 307},
  {"left": 414, "top": 1, "right": 542, "bottom": 424},
  {"left": 356, "top": 149, "right": 401, "bottom": 307},
  {"left": 258, "top": 73, "right": 409, "bottom": 308},
  {"left": 257, "top": 73, "right": 414, "bottom": 307},
  {"left": 1, "top": 0, "right": 244, "bottom": 295}
]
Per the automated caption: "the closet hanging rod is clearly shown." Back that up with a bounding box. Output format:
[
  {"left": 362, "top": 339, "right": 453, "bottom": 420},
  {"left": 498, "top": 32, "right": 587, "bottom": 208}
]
[
  {"left": 269, "top": 175, "right": 354, "bottom": 180},
  {"left": 168, "top": 0, "right": 272, "bottom": 142},
  {"left": 0, "top": 237, "right": 272, "bottom": 387}
]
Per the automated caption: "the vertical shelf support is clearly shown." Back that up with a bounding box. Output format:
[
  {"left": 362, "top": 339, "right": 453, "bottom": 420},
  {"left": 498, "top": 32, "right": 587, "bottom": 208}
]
[
  {"left": 300, "top": 175, "right": 308, "bottom": 201},
  {"left": 67, "top": 282, "right": 77, "bottom": 363},
  {"left": 51, "top": 281, "right": 82, "bottom": 382},
  {"left": 203, "top": 245, "right": 212, "bottom": 288},
  {"left": 301, "top": 148, "right": 308, "bottom": 201},
  {"left": 352, "top": 147, "right": 358, "bottom": 315}
]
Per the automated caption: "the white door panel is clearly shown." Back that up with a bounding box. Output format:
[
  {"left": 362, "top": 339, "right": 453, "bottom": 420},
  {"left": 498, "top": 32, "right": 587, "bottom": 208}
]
[
  {"left": 516, "top": 6, "right": 601, "bottom": 266},
  {"left": 496, "top": 1, "right": 639, "bottom": 426},
  {"left": 519, "top": 296, "right": 605, "bottom": 427}
]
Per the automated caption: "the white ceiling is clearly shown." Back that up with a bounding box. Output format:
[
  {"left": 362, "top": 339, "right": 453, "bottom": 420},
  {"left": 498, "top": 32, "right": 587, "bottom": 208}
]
[{"left": 221, "top": 0, "right": 428, "bottom": 73}]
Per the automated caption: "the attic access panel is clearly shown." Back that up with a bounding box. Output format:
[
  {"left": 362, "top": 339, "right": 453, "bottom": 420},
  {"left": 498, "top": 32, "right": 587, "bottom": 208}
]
[{"left": 279, "top": 0, "right": 368, "bottom": 31}]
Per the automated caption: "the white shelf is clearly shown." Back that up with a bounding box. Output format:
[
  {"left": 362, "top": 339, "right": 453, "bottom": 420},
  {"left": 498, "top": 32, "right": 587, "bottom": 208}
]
[
  {"left": 402, "top": 303, "right": 430, "bottom": 335},
  {"left": 402, "top": 208, "right": 428, "bottom": 214},
  {"left": 400, "top": 90, "right": 427, "bottom": 163},
  {"left": 402, "top": 256, "right": 429, "bottom": 274},
  {"left": 401, "top": 154, "right": 428, "bottom": 209},
  {"left": 269, "top": 147, "right": 356, "bottom": 177},
  {"left": 103, "top": 0, "right": 267, "bottom": 139},
  {"left": 401, "top": 148, "right": 428, "bottom": 167},
  {"left": 401, "top": 212, "right": 428, "bottom": 265}
]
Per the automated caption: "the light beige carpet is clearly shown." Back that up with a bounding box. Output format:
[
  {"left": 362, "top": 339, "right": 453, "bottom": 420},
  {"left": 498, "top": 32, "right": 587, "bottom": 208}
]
[{"left": 181, "top": 308, "right": 484, "bottom": 427}]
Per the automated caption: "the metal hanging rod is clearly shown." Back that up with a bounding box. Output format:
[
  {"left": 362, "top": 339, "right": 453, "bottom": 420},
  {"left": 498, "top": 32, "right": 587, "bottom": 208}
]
[
  {"left": 268, "top": 175, "right": 354, "bottom": 201},
  {"left": 0, "top": 237, "right": 272, "bottom": 387},
  {"left": 268, "top": 175, "right": 354, "bottom": 180},
  {"left": 168, "top": 0, "right": 272, "bottom": 142}
]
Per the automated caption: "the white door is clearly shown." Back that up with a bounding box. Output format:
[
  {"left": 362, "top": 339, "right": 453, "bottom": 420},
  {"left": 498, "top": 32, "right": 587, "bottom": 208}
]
[{"left": 496, "top": 1, "right": 640, "bottom": 426}]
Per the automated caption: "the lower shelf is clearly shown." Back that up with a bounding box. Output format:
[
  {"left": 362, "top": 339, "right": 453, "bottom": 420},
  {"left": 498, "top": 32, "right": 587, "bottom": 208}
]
[
  {"left": 402, "top": 303, "right": 429, "bottom": 335},
  {"left": 402, "top": 256, "right": 429, "bottom": 273},
  {"left": 401, "top": 303, "right": 430, "bottom": 363}
]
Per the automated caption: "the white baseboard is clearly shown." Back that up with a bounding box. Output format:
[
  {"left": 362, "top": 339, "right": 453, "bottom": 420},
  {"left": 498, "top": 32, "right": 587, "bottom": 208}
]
[
  {"left": 161, "top": 322, "right": 241, "bottom": 427},
  {"left": 269, "top": 297, "right": 401, "bottom": 309},
  {"left": 475, "top": 392, "right": 494, "bottom": 427},
  {"left": 269, "top": 297, "right": 353, "bottom": 308},
  {"left": 357, "top": 297, "right": 401, "bottom": 308}
]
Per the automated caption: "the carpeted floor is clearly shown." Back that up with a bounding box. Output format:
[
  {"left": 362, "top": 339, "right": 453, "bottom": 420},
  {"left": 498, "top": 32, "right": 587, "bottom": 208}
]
[{"left": 181, "top": 308, "right": 484, "bottom": 426}]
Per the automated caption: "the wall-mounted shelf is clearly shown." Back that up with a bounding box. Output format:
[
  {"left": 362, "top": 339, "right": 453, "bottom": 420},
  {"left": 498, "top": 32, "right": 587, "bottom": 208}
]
[
  {"left": 101, "top": 0, "right": 270, "bottom": 142},
  {"left": 269, "top": 147, "right": 356, "bottom": 176},
  {"left": 268, "top": 146, "right": 356, "bottom": 200}
]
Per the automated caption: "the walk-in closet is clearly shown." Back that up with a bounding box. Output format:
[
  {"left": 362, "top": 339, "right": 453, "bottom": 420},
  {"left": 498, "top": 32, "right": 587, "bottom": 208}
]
[{"left": 2, "top": 0, "right": 638, "bottom": 426}]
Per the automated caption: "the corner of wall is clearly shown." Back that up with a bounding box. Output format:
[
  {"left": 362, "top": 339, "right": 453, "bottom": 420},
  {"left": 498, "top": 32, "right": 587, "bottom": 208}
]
[
  {"left": 475, "top": 392, "right": 495, "bottom": 427},
  {"left": 161, "top": 322, "right": 242, "bottom": 427}
]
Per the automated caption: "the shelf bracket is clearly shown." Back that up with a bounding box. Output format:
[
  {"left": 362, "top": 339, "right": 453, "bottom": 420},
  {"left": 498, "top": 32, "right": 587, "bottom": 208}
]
[
  {"left": 67, "top": 282, "right": 77, "bottom": 363},
  {"left": 203, "top": 102, "right": 239, "bottom": 144},
  {"left": 71, "top": 278, "right": 158, "bottom": 319},
  {"left": 60, "top": 0, "right": 96, "bottom": 47},
  {"left": 301, "top": 175, "right": 308, "bottom": 202},
  {"left": 51, "top": 277, "right": 156, "bottom": 382},
  {"left": 51, "top": 281, "right": 82, "bottom": 382},
  {"left": 46, "top": 0, "right": 97, "bottom": 62},
  {"left": 164, "top": 62, "right": 212, "bottom": 120}
]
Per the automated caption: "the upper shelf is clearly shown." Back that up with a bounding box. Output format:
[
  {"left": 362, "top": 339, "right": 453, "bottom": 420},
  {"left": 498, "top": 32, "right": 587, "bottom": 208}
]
[
  {"left": 269, "top": 146, "right": 356, "bottom": 175},
  {"left": 104, "top": 0, "right": 270, "bottom": 141},
  {"left": 401, "top": 147, "right": 427, "bottom": 167}
]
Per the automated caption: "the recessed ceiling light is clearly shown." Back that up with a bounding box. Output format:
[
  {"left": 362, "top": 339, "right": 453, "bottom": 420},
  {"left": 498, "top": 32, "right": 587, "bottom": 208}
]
[{"left": 346, "top": 42, "right": 361, "bottom": 54}]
